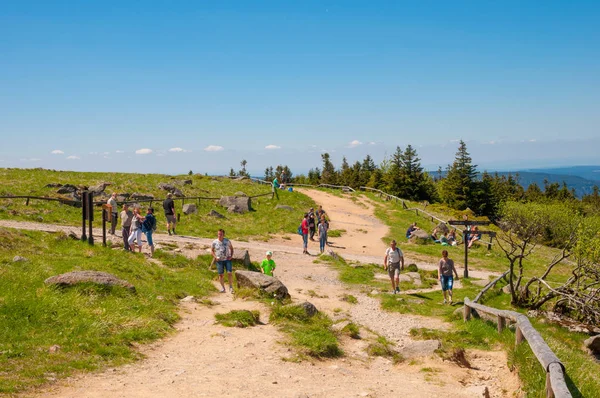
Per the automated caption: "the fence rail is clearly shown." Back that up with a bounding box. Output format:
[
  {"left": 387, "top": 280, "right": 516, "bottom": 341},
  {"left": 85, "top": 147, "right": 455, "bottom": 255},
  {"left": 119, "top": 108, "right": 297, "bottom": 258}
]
[{"left": 464, "top": 298, "right": 572, "bottom": 397}]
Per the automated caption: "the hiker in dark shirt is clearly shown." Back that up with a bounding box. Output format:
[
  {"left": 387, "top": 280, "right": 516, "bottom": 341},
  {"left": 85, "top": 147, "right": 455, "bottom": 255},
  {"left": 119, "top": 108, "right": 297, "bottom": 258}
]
[{"left": 163, "top": 193, "right": 176, "bottom": 235}]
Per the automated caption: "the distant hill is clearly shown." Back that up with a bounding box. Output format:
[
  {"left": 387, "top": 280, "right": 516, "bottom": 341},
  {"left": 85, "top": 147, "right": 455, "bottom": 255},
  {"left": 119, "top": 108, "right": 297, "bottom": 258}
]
[{"left": 494, "top": 166, "right": 600, "bottom": 198}]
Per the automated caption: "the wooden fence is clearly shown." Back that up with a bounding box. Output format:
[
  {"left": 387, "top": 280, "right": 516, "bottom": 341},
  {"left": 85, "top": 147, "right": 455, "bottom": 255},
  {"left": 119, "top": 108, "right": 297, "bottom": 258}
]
[{"left": 464, "top": 298, "right": 572, "bottom": 397}]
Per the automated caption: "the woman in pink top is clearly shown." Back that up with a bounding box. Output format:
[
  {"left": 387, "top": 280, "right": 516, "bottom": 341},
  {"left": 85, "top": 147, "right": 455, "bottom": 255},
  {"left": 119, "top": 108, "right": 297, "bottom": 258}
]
[{"left": 301, "top": 213, "right": 310, "bottom": 254}]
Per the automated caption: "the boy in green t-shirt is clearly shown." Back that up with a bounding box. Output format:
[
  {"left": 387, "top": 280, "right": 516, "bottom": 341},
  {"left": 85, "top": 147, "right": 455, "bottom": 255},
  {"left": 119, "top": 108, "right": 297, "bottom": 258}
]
[{"left": 261, "top": 251, "right": 276, "bottom": 276}]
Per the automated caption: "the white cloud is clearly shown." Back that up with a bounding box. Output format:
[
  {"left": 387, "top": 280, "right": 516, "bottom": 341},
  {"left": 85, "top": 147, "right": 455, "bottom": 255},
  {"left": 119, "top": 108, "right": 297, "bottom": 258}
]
[
  {"left": 115, "top": 150, "right": 125, "bottom": 153},
  {"left": 348, "top": 140, "right": 363, "bottom": 148},
  {"left": 368, "top": 141, "right": 376, "bottom": 145},
  {"left": 51, "top": 150, "right": 64, "bottom": 155},
  {"left": 20, "top": 158, "right": 41, "bottom": 162},
  {"left": 265, "top": 144, "right": 281, "bottom": 150},
  {"left": 168, "top": 147, "right": 190, "bottom": 153},
  {"left": 135, "top": 148, "right": 153, "bottom": 155},
  {"left": 103, "top": 152, "right": 110, "bottom": 155},
  {"left": 529, "top": 139, "right": 537, "bottom": 142},
  {"left": 66, "top": 155, "right": 80, "bottom": 160},
  {"left": 204, "top": 145, "right": 224, "bottom": 152}
]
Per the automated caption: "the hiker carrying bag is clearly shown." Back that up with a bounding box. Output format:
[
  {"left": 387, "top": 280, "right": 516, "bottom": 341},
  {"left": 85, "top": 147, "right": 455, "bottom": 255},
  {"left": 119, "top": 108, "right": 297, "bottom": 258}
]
[{"left": 297, "top": 225, "right": 303, "bottom": 235}]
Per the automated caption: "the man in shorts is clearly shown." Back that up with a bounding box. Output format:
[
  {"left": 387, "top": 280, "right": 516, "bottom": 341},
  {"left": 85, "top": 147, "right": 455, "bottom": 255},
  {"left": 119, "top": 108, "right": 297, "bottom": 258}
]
[
  {"left": 107, "top": 192, "right": 118, "bottom": 235},
  {"left": 163, "top": 193, "right": 176, "bottom": 235},
  {"left": 384, "top": 240, "right": 404, "bottom": 294},
  {"left": 211, "top": 229, "right": 235, "bottom": 293}
]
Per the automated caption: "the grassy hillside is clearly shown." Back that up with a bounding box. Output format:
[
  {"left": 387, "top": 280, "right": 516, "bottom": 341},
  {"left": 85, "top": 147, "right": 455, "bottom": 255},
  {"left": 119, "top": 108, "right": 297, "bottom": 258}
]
[
  {"left": 0, "top": 227, "right": 216, "bottom": 393},
  {"left": 0, "top": 168, "right": 314, "bottom": 240}
]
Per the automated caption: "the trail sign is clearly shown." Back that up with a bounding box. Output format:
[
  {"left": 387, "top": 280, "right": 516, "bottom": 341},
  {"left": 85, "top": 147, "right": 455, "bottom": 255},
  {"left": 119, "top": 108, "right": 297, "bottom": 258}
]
[{"left": 448, "top": 220, "right": 493, "bottom": 278}]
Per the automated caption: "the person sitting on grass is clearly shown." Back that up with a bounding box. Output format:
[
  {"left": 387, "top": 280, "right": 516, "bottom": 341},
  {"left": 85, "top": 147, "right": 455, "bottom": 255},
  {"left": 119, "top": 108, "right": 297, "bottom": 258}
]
[
  {"left": 260, "top": 251, "right": 276, "bottom": 277},
  {"left": 468, "top": 226, "right": 481, "bottom": 248},
  {"left": 406, "top": 222, "right": 419, "bottom": 239}
]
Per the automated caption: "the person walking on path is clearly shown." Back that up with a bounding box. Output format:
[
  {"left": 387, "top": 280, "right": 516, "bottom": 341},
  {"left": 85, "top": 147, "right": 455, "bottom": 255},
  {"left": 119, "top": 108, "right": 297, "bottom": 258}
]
[
  {"left": 384, "top": 240, "right": 404, "bottom": 294},
  {"left": 107, "top": 192, "right": 118, "bottom": 235},
  {"left": 301, "top": 213, "right": 310, "bottom": 254},
  {"left": 128, "top": 207, "right": 144, "bottom": 253},
  {"left": 212, "top": 229, "right": 235, "bottom": 293},
  {"left": 162, "top": 193, "right": 176, "bottom": 235},
  {"left": 308, "top": 208, "right": 316, "bottom": 241},
  {"left": 141, "top": 207, "right": 157, "bottom": 258},
  {"left": 317, "top": 215, "right": 329, "bottom": 254},
  {"left": 438, "top": 250, "right": 460, "bottom": 304},
  {"left": 260, "top": 251, "right": 276, "bottom": 276},
  {"left": 120, "top": 203, "right": 134, "bottom": 251}
]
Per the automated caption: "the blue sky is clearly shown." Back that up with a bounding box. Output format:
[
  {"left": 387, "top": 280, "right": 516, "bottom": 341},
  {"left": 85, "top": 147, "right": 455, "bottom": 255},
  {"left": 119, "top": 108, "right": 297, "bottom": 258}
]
[{"left": 1, "top": 1, "right": 599, "bottom": 176}]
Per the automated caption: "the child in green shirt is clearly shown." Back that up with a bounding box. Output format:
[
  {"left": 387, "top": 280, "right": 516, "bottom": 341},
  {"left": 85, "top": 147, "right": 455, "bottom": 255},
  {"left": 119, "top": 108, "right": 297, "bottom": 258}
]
[{"left": 261, "top": 251, "right": 276, "bottom": 276}]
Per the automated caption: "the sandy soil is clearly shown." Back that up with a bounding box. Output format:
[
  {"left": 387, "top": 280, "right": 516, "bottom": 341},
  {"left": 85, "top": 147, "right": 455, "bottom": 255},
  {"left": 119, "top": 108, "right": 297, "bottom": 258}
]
[{"left": 4, "top": 189, "right": 521, "bottom": 398}]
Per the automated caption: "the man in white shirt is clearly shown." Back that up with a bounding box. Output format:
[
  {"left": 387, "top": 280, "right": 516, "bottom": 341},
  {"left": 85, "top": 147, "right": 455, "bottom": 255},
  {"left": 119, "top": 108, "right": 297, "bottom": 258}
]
[{"left": 384, "top": 240, "right": 405, "bottom": 294}]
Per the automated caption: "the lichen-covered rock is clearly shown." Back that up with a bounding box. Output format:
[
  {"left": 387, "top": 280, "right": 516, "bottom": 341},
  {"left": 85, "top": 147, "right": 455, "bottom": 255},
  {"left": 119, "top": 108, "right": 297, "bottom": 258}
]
[
  {"left": 45, "top": 271, "right": 136, "bottom": 292},
  {"left": 235, "top": 270, "right": 290, "bottom": 300}
]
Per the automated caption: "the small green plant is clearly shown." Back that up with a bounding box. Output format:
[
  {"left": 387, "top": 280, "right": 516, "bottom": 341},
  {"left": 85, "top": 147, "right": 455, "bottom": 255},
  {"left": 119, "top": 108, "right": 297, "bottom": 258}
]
[
  {"left": 405, "top": 263, "right": 419, "bottom": 272},
  {"left": 327, "top": 229, "right": 346, "bottom": 238},
  {"left": 342, "top": 322, "right": 361, "bottom": 339},
  {"left": 333, "top": 307, "right": 343, "bottom": 313},
  {"left": 214, "top": 310, "right": 260, "bottom": 328},
  {"left": 270, "top": 305, "right": 342, "bottom": 358},
  {"left": 366, "top": 336, "right": 403, "bottom": 364},
  {"left": 340, "top": 294, "right": 358, "bottom": 304}
]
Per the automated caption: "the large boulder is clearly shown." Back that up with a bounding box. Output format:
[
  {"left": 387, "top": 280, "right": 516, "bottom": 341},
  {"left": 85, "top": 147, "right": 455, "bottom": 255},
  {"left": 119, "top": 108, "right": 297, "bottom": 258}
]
[
  {"left": 172, "top": 188, "right": 185, "bottom": 197},
  {"left": 45, "top": 271, "right": 135, "bottom": 292},
  {"left": 182, "top": 203, "right": 197, "bottom": 215},
  {"left": 235, "top": 270, "right": 290, "bottom": 300},
  {"left": 232, "top": 249, "right": 252, "bottom": 268},
  {"left": 57, "top": 184, "right": 78, "bottom": 194},
  {"left": 89, "top": 182, "right": 111, "bottom": 195},
  {"left": 219, "top": 196, "right": 251, "bottom": 213},
  {"left": 436, "top": 222, "right": 450, "bottom": 235},
  {"left": 158, "top": 183, "right": 176, "bottom": 192},
  {"left": 227, "top": 205, "right": 245, "bottom": 214},
  {"left": 584, "top": 335, "right": 600, "bottom": 354},
  {"left": 183, "top": 179, "right": 193, "bottom": 185},
  {"left": 130, "top": 193, "right": 154, "bottom": 201}
]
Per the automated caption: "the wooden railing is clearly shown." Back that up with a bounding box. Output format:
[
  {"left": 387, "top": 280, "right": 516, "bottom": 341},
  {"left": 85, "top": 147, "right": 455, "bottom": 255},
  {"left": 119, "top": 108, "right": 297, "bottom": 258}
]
[{"left": 464, "top": 298, "right": 572, "bottom": 397}]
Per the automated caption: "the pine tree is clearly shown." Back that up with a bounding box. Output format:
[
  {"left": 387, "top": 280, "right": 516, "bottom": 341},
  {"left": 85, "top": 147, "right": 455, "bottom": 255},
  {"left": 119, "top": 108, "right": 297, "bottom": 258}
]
[
  {"left": 438, "top": 140, "right": 478, "bottom": 210},
  {"left": 320, "top": 153, "right": 337, "bottom": 185}
]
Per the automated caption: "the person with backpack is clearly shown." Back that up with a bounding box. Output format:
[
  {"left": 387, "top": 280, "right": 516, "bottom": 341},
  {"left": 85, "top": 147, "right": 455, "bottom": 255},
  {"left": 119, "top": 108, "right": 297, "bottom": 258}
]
[
  {"left": 141, "top": 207, "right": 157, "bottom": 258},
  {"left": 384, "top": 240, "right": 404, "bottom": 294},
  {"left": 301, "top": 213, "right": 310, "bottom": 254},
  {"left": 308, "top": 208, "right": 316, "bottom": 241}
]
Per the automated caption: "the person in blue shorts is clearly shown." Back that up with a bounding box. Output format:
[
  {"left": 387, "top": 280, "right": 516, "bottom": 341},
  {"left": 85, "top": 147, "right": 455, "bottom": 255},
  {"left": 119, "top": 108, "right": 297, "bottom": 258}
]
[
  {"left": 438, "top": 250, "right": 459, "bottom": 304},
  {"left": 212, "top": 229, "right": 235, "bottom": 293}
]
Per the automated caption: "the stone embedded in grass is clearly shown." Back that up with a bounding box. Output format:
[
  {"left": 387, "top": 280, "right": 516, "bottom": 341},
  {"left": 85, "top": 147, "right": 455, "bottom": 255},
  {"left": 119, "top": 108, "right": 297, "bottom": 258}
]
[
  {"left": 182, "top": 203, "right": 197, "bottom": 215},
  {"left": 12, "top": 255, "right": 28, "bottom": 262},
  {"left": 208, "top": 209, "right": 225, "bottom": 218},
  {"left": 235, "top": 270, "right": 290, "bottom": 300},
  {"left": 44, "top": 270, "right": 136, "bottom": 292},
  {"left": 219, "top": 196, "right": 251, "bottom": 213},
  {"left": 286, "top": 301, "right": 318, "bottom": 318}
]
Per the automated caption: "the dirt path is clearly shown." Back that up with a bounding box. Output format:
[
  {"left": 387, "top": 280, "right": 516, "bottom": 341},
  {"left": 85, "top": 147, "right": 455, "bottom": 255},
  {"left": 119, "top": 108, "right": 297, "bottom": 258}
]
[{"left": 7, "top": 190, "right": 519, "bottom": 398}]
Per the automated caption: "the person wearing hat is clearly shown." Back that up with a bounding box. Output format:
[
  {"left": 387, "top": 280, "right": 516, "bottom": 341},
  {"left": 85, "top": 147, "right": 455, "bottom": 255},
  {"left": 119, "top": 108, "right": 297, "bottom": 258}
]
[{"left": 260, "top": 251, "right": 276, "bottom": 277}]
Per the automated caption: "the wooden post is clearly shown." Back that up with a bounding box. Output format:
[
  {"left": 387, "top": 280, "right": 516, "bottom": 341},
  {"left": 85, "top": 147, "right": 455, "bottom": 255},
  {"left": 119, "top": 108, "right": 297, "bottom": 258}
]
[
  {"left": 177, "top": 213, "right": 180, "bottom": 222},
  {"left": 87, "top": 192, "right": 94, "bottom": 245},
  {"left": 102, "top": 207, "right": 107, "bottom": 247},
  {"left": 464, "top": 229, "right": 469, "bottom": 278},
  {"left": 81, "top": 191, "right": 88, "bottom": 242},
  {"left": 26, "top": 197, "right": 30, "bottom": 206},
  {"left": 463, "top": 305, "right": 471, "bottom": 321},
  {"left": 487, "top": 235, "right": 493, "bottom": 250},
  {"left": 515, "top": 326, "right": 524, "bottom": 345},
  {"left": 497, "top": 316, "right": 506, "bottom": 333}
]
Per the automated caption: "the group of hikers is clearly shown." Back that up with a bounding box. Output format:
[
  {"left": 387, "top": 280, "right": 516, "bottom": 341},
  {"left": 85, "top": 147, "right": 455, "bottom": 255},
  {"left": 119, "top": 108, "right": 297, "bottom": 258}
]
[
  {"left": 107, "top": 191, "right": 459, "bottom": 303},
  {"left": 384, "top": 237, "right": 460, "bottom": 304},
  {"left": 106, "top": 192, "right": 177, "bottom": 258},
  {"left": 299, "top": 205, "right": 329, "bottom": 255}
]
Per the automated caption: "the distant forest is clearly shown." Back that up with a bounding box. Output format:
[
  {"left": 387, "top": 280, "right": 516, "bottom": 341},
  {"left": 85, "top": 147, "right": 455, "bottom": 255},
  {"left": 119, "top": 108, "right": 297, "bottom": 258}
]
[{"left": 234, "top": 140, "right": 600, "bottom": 221}]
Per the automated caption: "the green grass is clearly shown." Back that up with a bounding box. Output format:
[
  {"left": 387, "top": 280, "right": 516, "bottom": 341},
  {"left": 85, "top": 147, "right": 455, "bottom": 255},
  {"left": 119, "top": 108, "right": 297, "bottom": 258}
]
[
  {"left": 269, "top": 304, "right": 342, "bottom": 358},
  {"left": 0, "top": 227, "right": 216, "bottom": 394},
  {"left": 341, "top": 322, "right": 361, "bottom": 339},
  {"left": 214, "top": 310, "right": 261, "bottom": 328},
  {"left": 0, "top": 169, "right": 316, "bottom": 241},
  {"left": 327, "top": 229, "right": 346, "bottom": 238},
  {"left": 366, "top": 336, "right": 403, "bottom": 364}
]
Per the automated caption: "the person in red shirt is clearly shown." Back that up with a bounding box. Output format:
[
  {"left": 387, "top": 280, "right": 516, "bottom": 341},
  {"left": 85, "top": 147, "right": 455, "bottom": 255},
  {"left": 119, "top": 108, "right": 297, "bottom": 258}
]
[{"left": 301, "top": 213, "right": 310, "bottom": 254}]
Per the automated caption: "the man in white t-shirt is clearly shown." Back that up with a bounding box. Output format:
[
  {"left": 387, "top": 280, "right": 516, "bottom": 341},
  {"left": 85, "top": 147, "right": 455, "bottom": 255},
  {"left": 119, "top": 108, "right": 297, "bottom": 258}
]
[
  {"left": 384, "top": 240, "right": 405, "bottom": 294},
  {"left": 211, "top": 229, "right": 234, "bottom": 293}
]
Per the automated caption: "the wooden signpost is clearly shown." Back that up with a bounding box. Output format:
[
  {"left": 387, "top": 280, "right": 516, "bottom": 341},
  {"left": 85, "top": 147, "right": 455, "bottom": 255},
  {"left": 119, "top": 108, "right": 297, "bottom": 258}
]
[{"left": 448, "top": 220, "right": 496, "bottom": 278}]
